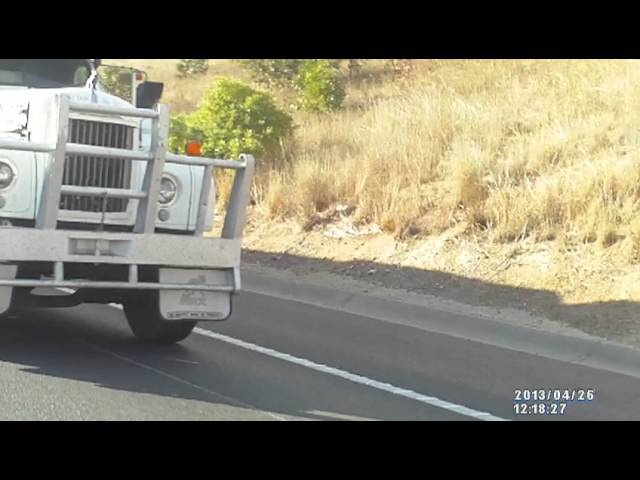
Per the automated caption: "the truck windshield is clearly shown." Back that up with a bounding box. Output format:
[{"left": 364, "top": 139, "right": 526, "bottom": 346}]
[{"left": 0, "top": 59, "right": 91, "bottom": 88}]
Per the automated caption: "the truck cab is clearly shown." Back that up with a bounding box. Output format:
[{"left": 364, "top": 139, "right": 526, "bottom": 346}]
[{"left": 0, "top": 59, "right": 254, "bottom": 344}]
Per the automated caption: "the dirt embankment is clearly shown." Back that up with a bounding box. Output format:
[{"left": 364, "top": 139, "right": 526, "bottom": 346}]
[{"left": 237, "top": 210, "right": 640, "bottom": 349}]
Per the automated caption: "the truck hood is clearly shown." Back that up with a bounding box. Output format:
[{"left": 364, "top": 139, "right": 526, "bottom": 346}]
[
  {"left": 0, "top": 87, "right": 137, "bottom": 138},
  {"left": 0, "top": 86, "right": 132, "bottom": 109}
]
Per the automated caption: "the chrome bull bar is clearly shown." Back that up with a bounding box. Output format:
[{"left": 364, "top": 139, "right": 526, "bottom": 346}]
[{"left": 0, "top": 95, "right": 255, "bottom": 293}]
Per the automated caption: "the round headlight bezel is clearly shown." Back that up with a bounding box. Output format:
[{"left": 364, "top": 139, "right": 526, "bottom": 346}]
[
  {"left": 158, "top": 173, "right": 178, "bottom": 206},
  {"left": 0, "top": 159, "right": 17, "bottom": 192}
]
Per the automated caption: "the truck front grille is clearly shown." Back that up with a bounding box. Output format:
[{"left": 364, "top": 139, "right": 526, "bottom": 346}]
[{"left": 61, "top": 119, "right": 134, "bottom": 213}]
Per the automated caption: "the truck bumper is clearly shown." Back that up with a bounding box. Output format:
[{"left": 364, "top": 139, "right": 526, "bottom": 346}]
[{"left": 0, "top": 227, "right": 242, "bottom": 293}]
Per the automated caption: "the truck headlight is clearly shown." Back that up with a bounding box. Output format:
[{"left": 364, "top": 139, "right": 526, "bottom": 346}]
[
  {"left": 0, "top": 160, "right": 17, "bottom": 191},
  {"left": 158, "top": 174, "right": 178, "bottom": 205}
]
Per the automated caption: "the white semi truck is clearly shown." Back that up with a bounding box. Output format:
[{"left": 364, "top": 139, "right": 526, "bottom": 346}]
[{"left": 0, "top": 59, "right": 254, "bottom": 344}]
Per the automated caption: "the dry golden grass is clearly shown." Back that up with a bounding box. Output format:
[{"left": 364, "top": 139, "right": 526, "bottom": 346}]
[
  {"left": 260, "top": 60, "right": 640, "bottom": 253},
  {"left": 110, "top": 59, "right": 640, "bottom": 259}
]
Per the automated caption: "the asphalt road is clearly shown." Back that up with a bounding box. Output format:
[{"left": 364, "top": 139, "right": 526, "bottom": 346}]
[{"left": 0, "top": 289, "right": 639, "bottom": 420}]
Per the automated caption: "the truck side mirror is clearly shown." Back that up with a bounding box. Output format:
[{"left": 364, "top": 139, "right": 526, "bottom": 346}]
[{"left": 136, "top": 81, "right": 164, "bottom": 109}]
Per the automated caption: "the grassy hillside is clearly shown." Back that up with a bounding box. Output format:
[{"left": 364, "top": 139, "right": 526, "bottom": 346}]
[{"left": 109, "top": 59, "right": 640, "bottom": 264}]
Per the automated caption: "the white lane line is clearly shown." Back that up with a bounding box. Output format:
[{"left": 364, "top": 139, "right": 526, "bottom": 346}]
[
  {"left": 191, "top": 327, "right": 509, "bottom": 421},
  {"left": 91, "top": 295, "right": 507, "bottom": 421}
]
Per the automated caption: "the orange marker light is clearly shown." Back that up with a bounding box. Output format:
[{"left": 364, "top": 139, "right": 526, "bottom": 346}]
[
  {"left": 135, "top": 71, "right": 145, "bottom": 82},
  {"left": 186, "top": 141, "right": 202, "bottom": 157}
]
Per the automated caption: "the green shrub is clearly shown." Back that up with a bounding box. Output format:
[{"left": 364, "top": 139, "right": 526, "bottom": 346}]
[
  {"left": 236, "top": 59, "right": 346, "bottom": 87},
  {"left": 176, "top": 59, "right": 209, "bottom": 78},
  {"left": 99, "top": 66, "right": 133, "bottom": 103},
  {"left": 235, "top": 59, "right": 303, "bottom": 88},
  {"left": 186, "top": 77, "right": 293, "bottom": 159},
  {"left": 295, "top": 60, "right": 346, "bottom": 113}
]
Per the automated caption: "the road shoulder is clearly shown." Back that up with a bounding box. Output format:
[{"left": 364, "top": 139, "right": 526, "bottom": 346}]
[{"left": 241, "top": 260, "right": 640, "bottom": 381}]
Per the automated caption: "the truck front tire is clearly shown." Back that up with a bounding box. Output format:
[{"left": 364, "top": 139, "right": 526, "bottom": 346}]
[{"left": 123, "top": 291, "right": 196, "bottom": 344}]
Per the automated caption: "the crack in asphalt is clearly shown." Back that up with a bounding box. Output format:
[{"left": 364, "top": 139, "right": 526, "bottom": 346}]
[{"left": 76, "top": 338, "right": 289, "bottom": 421}]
